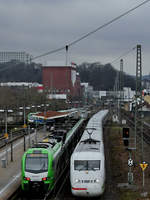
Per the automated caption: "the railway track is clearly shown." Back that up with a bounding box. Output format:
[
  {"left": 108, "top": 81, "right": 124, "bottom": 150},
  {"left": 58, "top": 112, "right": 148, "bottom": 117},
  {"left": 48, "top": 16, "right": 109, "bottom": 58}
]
[
  {"left": 0, "top": 130, "right": 25, "bottom": 148},
  {"left": 9, "top": 152, "right": 78, "bottom": 200},
  {"left": 8, "top": 118, "right": 87, "bottom": 200},
  {"left": 9, "top": 109, "right": 149, "bottom": 200},
  {"left": 8, "top": 113, "right": 120, "bottom": 200},
  {"left": 0, "top": 108, "right": 96, "bottom": 150},
  {"left": 51, "top": 121, "right": 118, "bottom": 200},
  {"left": 0, "top": 125, "right": 43, "bottom": 149}
]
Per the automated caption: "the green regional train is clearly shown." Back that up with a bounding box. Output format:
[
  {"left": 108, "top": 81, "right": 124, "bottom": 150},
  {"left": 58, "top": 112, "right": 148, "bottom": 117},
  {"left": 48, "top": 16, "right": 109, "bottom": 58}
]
[{"left": 21, "top": 118, "right": 85, "bottom": 192}]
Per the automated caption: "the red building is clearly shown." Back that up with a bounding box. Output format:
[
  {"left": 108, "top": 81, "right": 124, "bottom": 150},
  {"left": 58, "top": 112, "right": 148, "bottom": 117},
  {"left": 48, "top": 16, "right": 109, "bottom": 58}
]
[{"left": 42, "top": 65, "right": 82, "bottom": 100}]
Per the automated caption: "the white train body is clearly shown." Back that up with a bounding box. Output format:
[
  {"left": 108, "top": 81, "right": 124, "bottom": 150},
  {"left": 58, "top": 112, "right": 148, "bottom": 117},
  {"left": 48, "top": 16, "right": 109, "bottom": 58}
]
[{"left": 70, "top": 110, "right": 108, "bottom": 197}]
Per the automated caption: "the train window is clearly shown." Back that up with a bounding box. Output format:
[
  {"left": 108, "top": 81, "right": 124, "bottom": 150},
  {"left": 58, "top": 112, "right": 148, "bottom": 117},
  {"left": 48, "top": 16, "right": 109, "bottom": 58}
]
[
  {"left": 74, "top": 160, "right": 87, "bottom": 171},
  {"left": 88, "top": 160, "right": 100, "bottom": 170},
  {"left": 74, "top": 160, "right": 101, "bottom": 171},
  {"left": 25, "top": 153, "right": 48, "bottom": 173}
]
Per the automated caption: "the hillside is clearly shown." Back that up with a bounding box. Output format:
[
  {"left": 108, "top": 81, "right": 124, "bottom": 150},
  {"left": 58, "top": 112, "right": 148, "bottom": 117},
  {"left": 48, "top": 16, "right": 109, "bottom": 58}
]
[
  {"left": 0, "top": 61, "right": 136, "bottom": 90},
  {"left": 78, "top": 62, "right": 136, "bottom": 90},
  {"left": 0, "top": 62, "right": 42, "bottom": 83}
]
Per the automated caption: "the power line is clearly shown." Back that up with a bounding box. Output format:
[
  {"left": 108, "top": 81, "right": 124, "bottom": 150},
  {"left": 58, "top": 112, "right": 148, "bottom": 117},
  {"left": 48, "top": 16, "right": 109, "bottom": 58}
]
[
  {"left": 31, "top": 46, "right": 65, "bottom": 61},
  {"left": 68, "top": 1, "right": 150, "bottom": 47},
  {"left": 110, "top": 46, "right": 136, "bottom": 64},
  {"left": 31, "top": 0, "right": 150, "bottom": 61}
]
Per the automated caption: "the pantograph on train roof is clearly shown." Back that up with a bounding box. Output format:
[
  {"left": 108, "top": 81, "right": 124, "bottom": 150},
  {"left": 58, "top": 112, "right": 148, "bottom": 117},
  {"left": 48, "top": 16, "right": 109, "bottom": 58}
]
[{"left": 76, "top": 140, "right": 101, "bottom": 152}]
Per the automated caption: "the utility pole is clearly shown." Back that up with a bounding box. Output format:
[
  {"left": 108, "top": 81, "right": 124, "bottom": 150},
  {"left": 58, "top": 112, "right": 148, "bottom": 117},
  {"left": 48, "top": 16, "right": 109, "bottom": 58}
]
[
  {"left": 114, "top": 71, "right": 119, "bottom": 122},
  {"left": 5, "top": 108, "right": 8, "bottom": 136},
  {"left": 50, "top": 72, "right": 53, "bottom": 96},
  {"left": 134, "top": 44, "right": 142, "bottom": 156},
  {"left": 126, "top": 45, "right": 142, "bottom": 185},
  {"left": 66, "top": 45, "right": 68, "bottom": 66},
  {"left": 43, "top": 87, "right": 47, "bottom": 132},
  {"left": 134, "top": 45, "right": 148, "bottom": 191},
  {"left": 5, "top": 108, "right": 8, "bottom": 165},
  {"left": 119, "top": 59, "right": 123, "bottom": 123},
  {"left": 10, "top": 130, "right": 13, "bottom": 162},
  {"left": 120, "top": 59, "right": 124, "bottom": 100}
]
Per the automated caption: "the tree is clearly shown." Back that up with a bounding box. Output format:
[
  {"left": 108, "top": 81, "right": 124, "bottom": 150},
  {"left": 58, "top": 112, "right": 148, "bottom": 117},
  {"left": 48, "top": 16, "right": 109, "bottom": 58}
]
[{"left": 77, "top": 62, "right": 135, "bottom": 90}]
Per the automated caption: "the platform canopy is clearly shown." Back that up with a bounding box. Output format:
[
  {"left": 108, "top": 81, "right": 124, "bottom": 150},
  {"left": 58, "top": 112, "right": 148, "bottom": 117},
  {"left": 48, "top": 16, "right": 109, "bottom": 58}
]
[{"left": 32, "top": 109, "right": 78, "bottom": 120}]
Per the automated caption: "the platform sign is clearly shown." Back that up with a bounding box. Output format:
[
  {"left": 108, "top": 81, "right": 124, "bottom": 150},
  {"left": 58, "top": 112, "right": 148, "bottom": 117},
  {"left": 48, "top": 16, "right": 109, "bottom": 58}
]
[
  {"left": 23, "top": 124, "right": 27, "bottom": 128},
  {"left": 43, "top": 138, "right": 49, "bottom": 142},
  {"left": 140, "top": 162, "right": 148, "bottom": 171},
  {"left": 140, "top": 162, "right": 148, "bottom": 188}
]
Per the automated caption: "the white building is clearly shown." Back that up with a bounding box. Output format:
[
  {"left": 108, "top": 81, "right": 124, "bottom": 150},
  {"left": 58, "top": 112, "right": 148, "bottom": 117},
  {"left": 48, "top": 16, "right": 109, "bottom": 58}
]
[
  {"left": 0, "top": 82, "right": 42, "bottom": 88},
  {"left": 0, "top": 51, "right": 32, "bottom": 64},
  {"left": 93, "top": 91, "right": 106, "bottom": 99},
  {"left": 123, "top": 87, "right": 135, "bottom": 101}
]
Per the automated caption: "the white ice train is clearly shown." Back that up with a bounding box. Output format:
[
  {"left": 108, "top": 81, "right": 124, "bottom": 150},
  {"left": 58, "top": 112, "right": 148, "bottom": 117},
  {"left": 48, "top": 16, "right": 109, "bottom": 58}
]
[{"left": 70, "top": 110, "right": 108, "bottom": 197}]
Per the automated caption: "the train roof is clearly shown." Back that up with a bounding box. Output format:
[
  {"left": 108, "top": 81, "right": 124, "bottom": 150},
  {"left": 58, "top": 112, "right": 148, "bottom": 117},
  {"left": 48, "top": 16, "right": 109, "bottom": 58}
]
[
  {"left": 32, "top": 142, "right": 53, "bottom": 149},
  {"left": 71, "top": 110, "right": 108, "bottom": 155},
  {"left": 79, "top": 128, "right": 103, "bottom": 142},
  {"left": 24, "top": 147, "right": 51, "bottom": 154},
  {"left": 23, "top": 141, "right": 61, "bottom": 157},
  {"left": 23, "top": 118, "right": 85, "bottom": 160},
  {"left": 76, "top": 139, "right": 101, "bottom": 152}
]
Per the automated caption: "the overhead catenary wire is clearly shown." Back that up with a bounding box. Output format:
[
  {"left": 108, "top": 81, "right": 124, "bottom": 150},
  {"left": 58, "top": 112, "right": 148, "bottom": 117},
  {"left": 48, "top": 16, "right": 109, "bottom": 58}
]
[
  {"left": 110, "top": 46, "right": 136, "bottom": 64},
  {"left": 31, "top": 0, "right": 150, "bottom": 61}
]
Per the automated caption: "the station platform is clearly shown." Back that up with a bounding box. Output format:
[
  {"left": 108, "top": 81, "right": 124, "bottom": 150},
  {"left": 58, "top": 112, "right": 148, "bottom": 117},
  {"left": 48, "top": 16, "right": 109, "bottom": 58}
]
[{"left": 0, "top": 130, "right": 48, "bottom": 200}]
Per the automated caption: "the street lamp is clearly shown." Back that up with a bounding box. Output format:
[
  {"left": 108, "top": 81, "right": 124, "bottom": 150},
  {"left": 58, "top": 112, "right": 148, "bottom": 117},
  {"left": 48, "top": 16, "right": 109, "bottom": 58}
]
[
  {"left": 19, "top": 106, "right": 27, "bottom": 151},
  {"left": 0, "top": 109, "right": 5, "bottom": 135},
  {"left": 19, "top": 106, "right": 26, "bottom": 128},
  {"left": 6, "top": 109, "right": 13, "bottom": 132},
  {"left": 37, "top": 105, "right": 41, "bottom": 111},
  {"left": 0, "top": 108, "right": 13, "bottom": 166},
  {"left": 31, "top": 105, "right": 36, "bottom": 112}
]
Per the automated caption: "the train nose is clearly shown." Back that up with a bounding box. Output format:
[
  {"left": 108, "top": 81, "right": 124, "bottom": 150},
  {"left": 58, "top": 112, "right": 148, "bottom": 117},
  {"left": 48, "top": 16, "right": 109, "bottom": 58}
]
[
  {"left": 32, "top": 182, "right": 41, "bottom": 188},
  {"left": 30, "top": 181, "right": 44, "bottom": 191}
]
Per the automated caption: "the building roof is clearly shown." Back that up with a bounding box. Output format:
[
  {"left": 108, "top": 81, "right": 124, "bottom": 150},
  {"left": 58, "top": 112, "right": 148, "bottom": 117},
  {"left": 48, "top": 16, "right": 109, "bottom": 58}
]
[
  {"left": 42, "top": 65, "right": 76, "bottom": 70},
  {"left": 43, "top": 61, "right": 76, "bottom": 68},
  {"left": 44, "top": 61, "right": 66, "bottom": 66},
  {"left": 35, "top": 110, "right": 70, "bottom": 119}
]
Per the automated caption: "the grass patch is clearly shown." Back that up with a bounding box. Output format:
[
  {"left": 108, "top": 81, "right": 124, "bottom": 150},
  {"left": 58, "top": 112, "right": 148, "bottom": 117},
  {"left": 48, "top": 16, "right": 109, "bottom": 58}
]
[
  {"left": 144, "top": 116, "right": 150, "bottom": 124},
  {"left": 108, "top": 126, "right": 128, "bottom": 182},
  {"left": 119, "top": 190, "right": 141, "bottom": 200},
  {"left": 108, "top": 125, "right": 150, "bottom": 199},
  {"left": 107, "top": 123, "right": 150, "bottom": 199}
]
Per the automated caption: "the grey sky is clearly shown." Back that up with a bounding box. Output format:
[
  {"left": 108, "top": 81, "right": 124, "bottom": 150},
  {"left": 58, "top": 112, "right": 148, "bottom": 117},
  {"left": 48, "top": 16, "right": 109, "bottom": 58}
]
[{"left": 0, "top": 0, "right": 150, "bottom": 75}]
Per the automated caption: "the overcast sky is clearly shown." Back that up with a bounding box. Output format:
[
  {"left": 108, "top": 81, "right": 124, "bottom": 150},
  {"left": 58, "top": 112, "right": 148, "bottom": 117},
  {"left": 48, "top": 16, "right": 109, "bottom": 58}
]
[{"left": 0, "top": 0, "right": 150, "bottom": 75}]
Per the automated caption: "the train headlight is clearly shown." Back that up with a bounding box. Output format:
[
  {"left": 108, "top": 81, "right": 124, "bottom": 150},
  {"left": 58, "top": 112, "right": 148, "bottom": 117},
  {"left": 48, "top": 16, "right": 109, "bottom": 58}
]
[
  {"left": 75, "top": 179, "right": 80, "bottom": 183},
  {"left": 95, "top": 179, "right": 100, "bottom": 183}
]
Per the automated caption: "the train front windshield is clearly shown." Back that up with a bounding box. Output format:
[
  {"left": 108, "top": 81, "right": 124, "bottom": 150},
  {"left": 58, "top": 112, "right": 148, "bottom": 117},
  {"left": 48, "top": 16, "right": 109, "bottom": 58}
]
[
  {"left": 25, "top": 153, "right": 48, "bottom": 173},
  {"left": 74, "top": 160, "right": 100, "bottom": 171}
]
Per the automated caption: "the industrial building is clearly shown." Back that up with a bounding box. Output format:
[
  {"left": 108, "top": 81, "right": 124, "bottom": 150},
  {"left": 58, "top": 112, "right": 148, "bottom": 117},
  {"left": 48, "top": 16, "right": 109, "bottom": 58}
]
[{"left": 42, "top": 65, "right": 82, "bottom": 100}]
